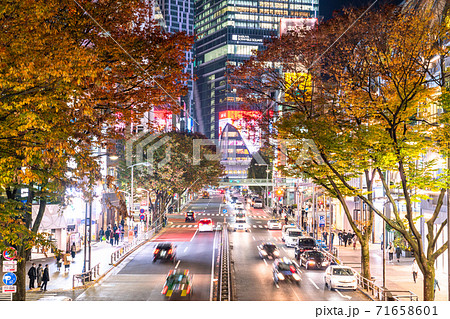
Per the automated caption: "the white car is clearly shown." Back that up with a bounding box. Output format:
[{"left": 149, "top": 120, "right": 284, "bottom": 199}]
[
  {"left": 281, "top": 224, "right": 297, "bottom": 241},
  {"left": 235, "top": 201, "right": 244, "bottom": 209},
  {"left": 267, "top": 219, "right": 282, "bottom": 230},
  {"left": 198, "top": 218, "right": 214, "bottom": 232},
  {"left": 253, "top": 198, "right": 263, "bottom": 208},
  {"left": 324, "top": 265, "right": 357, "bottom": 290},
  {"left": 233, "top": 220, "right": 249, "bottom": 232},
  {"left": 284, "top": 229, "right": 303, "bottom": 247}
]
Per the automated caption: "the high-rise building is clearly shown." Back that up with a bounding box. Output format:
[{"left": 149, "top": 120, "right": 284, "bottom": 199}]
[
  {"left": 193, "top": 0, "right": 319, "bottom": 140},
  {"left": 156, "top": 0, "right": 195, "bottom": 132}
]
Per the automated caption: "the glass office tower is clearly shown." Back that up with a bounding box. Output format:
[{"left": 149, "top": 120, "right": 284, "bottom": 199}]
[{"left": 193, "top": 0, "right": 319, "bottom": 139}]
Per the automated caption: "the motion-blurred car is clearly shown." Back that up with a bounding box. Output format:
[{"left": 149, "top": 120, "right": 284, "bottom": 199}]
[
  {"left": 294, "top": 237, "right": 317, "bottom": 258},
  {"left": 153, "top": 243, "right": 176, "bottom": 263},
  {"left": 233, "top": 220, "right": 249, "bottom": 232},
  {"left": 253, "top": 198, "right": 263, "bottom": 208},
  {"left": 235, "top": 201, "right": 244, "bottom": 209},
  {"left": 272, "top": 258, "right": 301, "bottom": 286},
  {"left": 298, "top": 250, "right": 330, "bottom": 270},
  {"left": 198, "top": 218, "right": 214, "bottom": 232},
  {"left": 161, "top": 269, "right": 193, "bottom": 299},
  {"left": 185, "top": 211, "right": 195, "bottom": 222},
  {"left": 257, "top": 242, "right": 280, "bottom": 259},
  {"left": 324, "top": 265, "right": 357, "bottom": 290},
  {"left": 267, "top": 219, "right": 282, "bottom": 230}
]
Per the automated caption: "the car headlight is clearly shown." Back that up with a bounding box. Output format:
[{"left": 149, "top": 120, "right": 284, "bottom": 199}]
[
  {"left": 261, "top": 250, "right": 267, "bottom": 255},
  {"left": 277, "top": 273, "right": 285, "bottom": 280},
  {"left": 293, "top": 273, "right": 301, "bottom": 281},
  {"left": 308, "top": 260, "right": 315, "bottom": 265},
  {"left": 322, "top": 261, "right": 329, "bottom": 266},
  {"left": 273, "top": 251, "right": 280, "bottom": 256}
]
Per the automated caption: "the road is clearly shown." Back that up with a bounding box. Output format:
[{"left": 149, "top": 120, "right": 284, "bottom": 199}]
[{"left": 75, "top": 192, "right": 369, "bottom": 301}]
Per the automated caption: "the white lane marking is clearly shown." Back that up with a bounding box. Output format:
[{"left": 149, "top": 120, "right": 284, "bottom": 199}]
[
  {"left": 209, "top": 230, "right": 218, "bottom": 301},
  {"left": 309, "top": 278, "right": 320, "bottom": 290},
  {"left": 184, "top": 247, "right": 189, "bottom": 253},
  {"left": 252, "top": 236, "right": 256, "bottom": 241},
  {"left": 263, "top": 259, "right": 268, "bottom": 266},
  {"left": 175, "top": 260, "right": 181, "bottom": 269},
  {"left": 336, "top": 289, "right": 352, "bottom": 300}
]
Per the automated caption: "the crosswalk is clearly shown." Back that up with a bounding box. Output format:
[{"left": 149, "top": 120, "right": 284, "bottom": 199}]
[
  {"left": 169, "top": 223, "right": 279, "bottom": 229},
  {"left": 174, "top": 213, "right": 270, "bottom": 219}
]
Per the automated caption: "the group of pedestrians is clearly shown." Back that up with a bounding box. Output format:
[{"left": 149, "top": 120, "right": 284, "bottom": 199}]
[
  {"left": 337, "top": 230, "right": 357, "bottom": 248},
  {"left": 387, "top": 242, "right": 403, "bottom": 263},
  {"left": 102, "top": 224, "right": 123, "bottom": 246},
  {"left": 27, "top": 263, "right": 50, "bottom": 291}
]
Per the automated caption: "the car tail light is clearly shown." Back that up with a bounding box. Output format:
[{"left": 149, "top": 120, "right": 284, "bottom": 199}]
[
  {"left": 290, "top": 266, "right": 296, "bottom": 273},
  {"left": 168, "top": 249, "right": 172, "bottom": 255},
  {"left": 154, "top": 249, "right": 159, "bottom": 255},
  {"left": 162, "top": 286, "right": 168, "bottom": 294},
  {"left": 186, "top": 285, "right": 191, "bottom": 295}
]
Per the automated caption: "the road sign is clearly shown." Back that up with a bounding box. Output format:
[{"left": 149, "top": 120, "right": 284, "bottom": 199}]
[
  {"left": 140, "top": 208, "right": 145, "bottom": 214},
  {"left": 2, "top": 261, "right": 17, "bottom": 272},
  {"left": 319, "top": 215, "right": 325, "bottom": 226},
  {"left": 2, "top": 285, "right": 16, "bottom": 294},
  {"left": 222, "top": 209, "right": 227, "bottom": 214},
  {"left": 140, "top": 214, "right": 145, "bottom": 221},
  {"left": 2, "top": 248, "right": 17, "bottom": 261},
  {"left": 2, "top": 272, "right": 17, "bottom": 286}
]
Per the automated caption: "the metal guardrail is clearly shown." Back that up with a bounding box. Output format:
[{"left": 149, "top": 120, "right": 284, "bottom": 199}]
[
  {"left": 219, "top": 223, "right": 231, "bottom": 301},
  {"left": 73, "top": 263, "right": 100, "bottom": 288}
]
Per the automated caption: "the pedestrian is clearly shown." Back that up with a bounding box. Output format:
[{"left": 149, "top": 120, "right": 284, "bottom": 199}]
[
  {"left": 114, "top": 228, "right": 120, "bottom": 245},
  {"left": 70, "top": 242, "right": 76, "bottom": 261},
  {"left": 348, "top": 231, "right": 354, "bottom": 246},
  {"left": 272, "top": 207, "right": 277, "bottom": 216},
  {"left": 338, "top": 230, "right": 342, "bottom": 245},
  {"left": 284, "top": 215, "right": 288, "bottom": 225},
  {"left": 36, "top": 264, "right": 43, "bottom": 288},
  {"left": 343, "top": 231, "right": 348, "bottom": 247},
  {"left": 412, "top": 259, "right": 419, "bottom": 283},
  {"left": 55, "top": 251, "right": 62, "bottom": 271},
  {"left": 134, "top": 225, "right": 138, "bottom": 238},
  {"left": 352, "top": 235, "right": 357, "bottom": 250},
  {"left": 99, "top": 227, "right": 105, "bottom": 242},
  {"left": 41, "top": 264, "right": 50, "bottom": 291},
  {"left": 63, "top": 252, "right": 71, "bottom": 272},
  {"left": 120, "top": 224, "right": 124, "bottom": 241},
  {"left": 322, "top": 231, "right": 328, "bottom": 245},
  {"left": 330, "top": 232, "right": 335, "bottom": 247},
  {"left": 395, "top": 245, "right": 402, "bottom": 262},
  {"left": 110, "top": 232, "right": 114, "bottom": 246},
  {"left": 388, "top": 242, "right": 394, "bottom": 262},
  {"left": 105, "top": 227, "right": 111, "bottom": 241},
  {"left": 27, "top": 263, "right": 37, "bottom": 289}
]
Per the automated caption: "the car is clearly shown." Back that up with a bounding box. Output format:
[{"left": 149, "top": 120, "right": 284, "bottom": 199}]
[
  {"left": 185, "top": 211, "right": 195, "bottom": 222},
  {"left": 235, "top": 201, "right": 244, "bottom": 209},
  {"left": 153, "top": 243, "right": 176, "bottom": 263},
  {"left": 235, "top": 210, "right": 246, "bottom": 222},
  {"left": 162, "top": 269, "right": 194, "bottom": 299},
  {"left": 281, "top": 224, "right": 297, "bottom": 241},
  {"left": 267, "top": 219, "right": 282, "bottom": 230},
  {"left": 272, "top": 257, "right": 301, "bottom": 286},
  {"left": 233, "top": 220, "right": 249, "bottom": 232},
  {"left": 284, "top": 228, "right": 304, "bottom": 247},
  {"left": 257, "top": 242, "right": 280, "bottom": 259},
  {"left": 253, "top": 198, "right": 263, "bottom": 208},
  {"left": 202, "top": 191, "right": 209, "bottom": 199},
  {"left": 324, "top": 265, "right": 357, "bottom": 290},
  {"left": 198, "top": 218, "right": 214, "bottom": 232},
  {"left": 298, "top": 250, "right": 330, "bottom": 270},
  {"left": 231, "top": 196, "right": 238, "bottom": 204},
  {"left": 294, "top": 237, "right": 318, "bottom": 258}
]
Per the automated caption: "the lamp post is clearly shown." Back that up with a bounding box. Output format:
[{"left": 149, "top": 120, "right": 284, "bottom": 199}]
[
  {"left": 137, "top": 188, "right": 151, "bottom": 231},
  {"left": 255, "top": 163, "right": 270, "bottom": 207}
]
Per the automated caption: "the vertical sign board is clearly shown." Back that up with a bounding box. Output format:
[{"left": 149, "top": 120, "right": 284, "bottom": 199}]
[
  {"left": 2, "top": 261, "right": 18, "bottom": 272},
  {"left": 2, "top": 248, "right": 17, "bottom": 295}
]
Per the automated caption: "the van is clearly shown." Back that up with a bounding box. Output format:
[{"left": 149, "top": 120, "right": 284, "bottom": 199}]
[
  {"left": 281, "top": 224, "right": 297, "bottom": 242},
  {"left": 253, "top": 198, "right": 263, "bottom": 208},
  {"left": 285, "top": 229, "right": 304, "bottom": 247}
]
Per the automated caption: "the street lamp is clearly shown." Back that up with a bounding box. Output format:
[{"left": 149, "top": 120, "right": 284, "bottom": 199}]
[{"left": 137, "top": 188, "right": 152, "bottom": 231}]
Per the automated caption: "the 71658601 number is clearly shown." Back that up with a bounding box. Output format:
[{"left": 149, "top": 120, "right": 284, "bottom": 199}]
[{"left": 376, "top": 306, "right": 437, "bottom": 316}]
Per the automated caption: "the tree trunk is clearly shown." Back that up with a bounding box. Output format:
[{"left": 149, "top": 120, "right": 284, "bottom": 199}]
[
  {"left": 423, "top": 266, "right": 435, "bottom": 301},
  {"left": 13, "top": 247, "right": 31, "bottom": 301},
  {"left": 360, "top": 239, "right": 371, "bottom": 281}
]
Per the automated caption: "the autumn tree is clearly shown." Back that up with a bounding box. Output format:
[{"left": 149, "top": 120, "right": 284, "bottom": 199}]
[
  {"left": 233, "top": 4, "right": 450, "bottom": 300},
  {"left": 0, "top": 0, "right": 192, "bottom": 300}
]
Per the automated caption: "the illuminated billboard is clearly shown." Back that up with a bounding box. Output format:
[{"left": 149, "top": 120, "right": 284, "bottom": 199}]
[
  {"left": 279, "top": 18, "right": 318, "bottom": 36},
  {"left": 153, "top": 110, "right": 173, "bottom": 132},
  {"left": 218, "top": 110, "right": 261, "bottom": 154}
]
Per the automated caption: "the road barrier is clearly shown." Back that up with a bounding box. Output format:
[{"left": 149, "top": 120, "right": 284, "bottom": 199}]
[
  {"left": 73, "top": 263, "right": 100, "bottom": 288},
  {"left": 218, "top": 223, "right": 232, "bottom": 301}
]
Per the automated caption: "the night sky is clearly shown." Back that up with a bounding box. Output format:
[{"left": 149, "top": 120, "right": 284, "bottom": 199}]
[{"left": 320, "top": 0, "right": 405, "bottom": 20}]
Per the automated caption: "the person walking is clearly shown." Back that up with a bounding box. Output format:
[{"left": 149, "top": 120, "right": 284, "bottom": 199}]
[
  {"left": 41, "top": 264, "right": 50, "bottom": 291},
  {"left": 99, "top": 227, "right": 105, "bottom": 242},
  {"left": 105, "top": 227, "right": 111, "bottom": 242},
  {"left": 114, "top": 228, "right": 120, "bottom": 245},
  {"left": 338, "top": 231, "right": 342, "bottom": 245},
  {"left": 434, "top": 278, "right": 440, "bottom": 299},
  {"left": 284, "top": 215, "right": 288, "bottom": 225},
  {"left": 55, "top": 251, "right": 62, "bottom": 271},
  {"left": 322, "top": 231, "right": 328, "bottom": 245},
  {"left": 395, "top": 245, "right": 402, "bottom": 262},
  {"left": 70, "top": 242, "right": 76, "bottom": 262},
  {"left": 63, "top": 252, "right": 71, "bottom": 272},
  {"left": 36, "top": 264, "right": 43, "bottom": 288},
  {"left": 388, "top": 242, "right": 394, "bottom": 262},
  {"left": 27, "top": 263, "right": 37, "bottom": 289},
  {"left": 352, "top": 235, "right": 357, "bottom": 250},
  {"left": 330, "top": 232, "right": 335, "bottom": 247},
  {"left": 343, "top": 231, "right": 348, "bottom": 247},
  {"left": 412, "top": 259, "right": 419, "bottom": 283}
]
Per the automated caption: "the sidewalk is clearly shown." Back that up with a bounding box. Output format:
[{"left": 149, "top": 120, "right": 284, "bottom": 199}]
[
  {"left": 24, "top": 238, "right": 130, "bottom": 293},
  {"left": 335, "top": 242, "right": 448, "bottom": 301}
]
